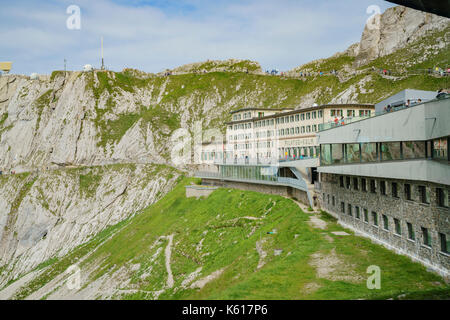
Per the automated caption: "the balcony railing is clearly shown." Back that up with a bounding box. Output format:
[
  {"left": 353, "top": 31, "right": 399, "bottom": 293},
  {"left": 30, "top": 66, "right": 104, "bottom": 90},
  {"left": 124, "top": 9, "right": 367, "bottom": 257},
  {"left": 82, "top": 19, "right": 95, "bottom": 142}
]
[
  {"left": 213, "top": 156, "right": 318, "bottom": 165},
  {"left": 318, "top": 116, "right": 370, "bottom": 131},
  {"left": 195, "top": 171, "right": 308, "bottom": 191}
]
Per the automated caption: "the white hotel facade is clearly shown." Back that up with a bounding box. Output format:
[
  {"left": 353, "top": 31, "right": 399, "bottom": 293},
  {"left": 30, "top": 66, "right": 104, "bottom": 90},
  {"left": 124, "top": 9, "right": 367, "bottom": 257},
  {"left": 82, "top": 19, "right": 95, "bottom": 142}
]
[{"left": 201, "top": 103, "right": 374, "bottom": 164}]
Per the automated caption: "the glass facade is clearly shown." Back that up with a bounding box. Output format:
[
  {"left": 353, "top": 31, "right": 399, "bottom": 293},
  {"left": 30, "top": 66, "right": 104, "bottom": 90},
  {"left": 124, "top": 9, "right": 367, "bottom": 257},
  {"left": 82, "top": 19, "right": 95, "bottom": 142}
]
[
  {"left": 219, "top": 165, "right": 278, "bottom": 182},
  {"left": 320, "top": 137, "right": 449, "bottom": 166}
]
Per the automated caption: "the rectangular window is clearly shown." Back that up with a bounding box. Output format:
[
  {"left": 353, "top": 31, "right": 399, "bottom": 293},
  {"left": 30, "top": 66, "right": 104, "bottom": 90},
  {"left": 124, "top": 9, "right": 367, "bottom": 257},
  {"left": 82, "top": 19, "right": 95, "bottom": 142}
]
[
  {"left": 306, "top": 113, "right": 311, "bottom": 120},
  {"left": 418, "top": 186, "right": 430, "bottom": 204},
  {"left": 341, "top": 202, "right": 345, "bottom": 213},
  {"left": 437, "top": 188, "right": 449, "bottom": 208},
  {"left": 340, "top": 176, "right": 344, "bottom": 187},
  {"left": 407, "top": 223, "right": 415, "bottom": 240},
  {"left": 381, "top": 142, "right": 402, "bottom": 161},
  {"left": 380, "top": 181, "right": 386, "bottom": 195},
  {"left": 392, "top": 182, "right": 398, "bottom": 198},
  {"left": 404, "top": 184, "right": 412, "bottom": 200},
  {"left": 348, "top": 204, "right": 352, "bottom": 216},
  {"left": 439, "top": 233, "right": 449, "bottom": 254},
  {"left": 295, "top": 114, "right": 299, "bottom": 121},
  {"left": 345, "top": 144, "right": 360, "bottom": 163},
  {"left": 433, "top": 137, "right": 448, "bottom": 160},
  {"left": 394, "top": 218, "right": 401, "bottom": 235},
  {"left": 332, "top": 196, "right": 335, "bottom": 206},
  {"left": 346, "top": 177, "right": 351, "bottom": 189},
  {"left": 361, "top": 178, "right": 367, "bottom": 192},
  {"left": 372, "top": 212, "right": 378, "bottom": 226},
  {"left": 331, "top": 144, "right": 344, "bottom": 164},
  {"left": 320, "top": 144, "right": 332, "bottom": 165},
  {"left": 353, "top": 178, "right": 358, "bottom": 190},
  {"left": 383, "top": 214, "right": 389, "bottom": 230},
  {"left": 361, "top": 143, "right": 377, "bottom": 162},
  {"left": 422, "top": 227, "right": 431, "bottom": 247},
  {"left": 301, "top": 114, "right": 305, "bottom": 121},
  {"left": 355, "top": 206, "right": 360, "bottom": 219},
  {"left": 402, "top": 141, "right": 425, "bottom": 159},
  {"left": 370, "top": 179, "right": 376, "bottom": 193},
  {"left": 364, "top": 209, "right": 369, "bottom": 222}
]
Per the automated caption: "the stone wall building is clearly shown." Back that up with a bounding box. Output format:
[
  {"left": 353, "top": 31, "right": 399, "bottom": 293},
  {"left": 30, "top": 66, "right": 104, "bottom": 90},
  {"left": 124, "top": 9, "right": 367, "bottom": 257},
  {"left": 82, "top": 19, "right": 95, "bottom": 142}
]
[{"left": 317, "top": 96, "right": 450, "bottom": 277}]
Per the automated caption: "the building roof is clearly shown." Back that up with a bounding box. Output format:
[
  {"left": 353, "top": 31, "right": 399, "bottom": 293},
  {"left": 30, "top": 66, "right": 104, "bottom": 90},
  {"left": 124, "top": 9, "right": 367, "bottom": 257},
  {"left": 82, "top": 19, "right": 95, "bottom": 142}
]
[
  {"left": 374, "top": 89, "right": 438, "bottom": 113},
  {"left": 230, "top": 107, "right": 293, "bottom": 114},
  {"left": 227, "top": 103, "right": 374, "bottom": 124}
]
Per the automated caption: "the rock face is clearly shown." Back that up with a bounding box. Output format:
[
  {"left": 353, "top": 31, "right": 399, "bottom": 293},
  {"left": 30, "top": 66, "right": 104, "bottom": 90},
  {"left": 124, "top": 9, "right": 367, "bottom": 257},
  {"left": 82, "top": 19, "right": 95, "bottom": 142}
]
[
  {"left": 0, "top": 164, "right": 180, "bottom": 286},
  {"left": 354, "top": 6, "right": 449, "bottom": 67}
]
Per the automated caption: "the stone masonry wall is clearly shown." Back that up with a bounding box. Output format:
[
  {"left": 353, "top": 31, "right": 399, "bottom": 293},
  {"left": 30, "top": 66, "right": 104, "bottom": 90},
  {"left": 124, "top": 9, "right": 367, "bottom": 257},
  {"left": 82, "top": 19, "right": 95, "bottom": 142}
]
[{"left": 319, "top": 172, "right": 450, "bottom": 278}]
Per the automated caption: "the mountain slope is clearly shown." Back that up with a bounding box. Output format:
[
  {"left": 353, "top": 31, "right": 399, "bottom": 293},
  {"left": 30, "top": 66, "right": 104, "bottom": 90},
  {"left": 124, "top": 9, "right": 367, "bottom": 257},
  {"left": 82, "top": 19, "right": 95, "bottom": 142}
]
[{"left": 1, "top": 178, "right": 448, "bottom": 300}]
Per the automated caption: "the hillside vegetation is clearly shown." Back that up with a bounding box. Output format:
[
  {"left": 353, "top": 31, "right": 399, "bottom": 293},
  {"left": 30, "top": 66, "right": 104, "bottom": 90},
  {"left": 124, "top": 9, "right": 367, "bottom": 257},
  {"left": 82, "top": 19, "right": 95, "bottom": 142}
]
[{"left": 5, "top": 178, "right": 449, "bottom": 300}]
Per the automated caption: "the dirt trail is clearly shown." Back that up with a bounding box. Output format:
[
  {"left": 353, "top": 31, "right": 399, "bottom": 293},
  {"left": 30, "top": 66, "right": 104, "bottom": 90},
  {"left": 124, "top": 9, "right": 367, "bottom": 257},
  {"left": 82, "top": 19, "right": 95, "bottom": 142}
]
[
  {"left": 165, "top": 234, "right": 174, "bottom": 289},
  {"left": 256, "top": 239, "right": 267, "bottom": 269}
]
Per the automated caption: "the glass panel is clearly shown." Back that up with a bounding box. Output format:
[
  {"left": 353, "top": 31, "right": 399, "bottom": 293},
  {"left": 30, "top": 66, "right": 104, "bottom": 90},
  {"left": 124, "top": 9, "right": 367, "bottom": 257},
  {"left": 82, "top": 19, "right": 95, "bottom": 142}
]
[
  {"left": 321, "top": 144, "right": 332, "bottom": 165},
  {"left": 381, "top": 142, "right": 402, "bottom": 161},
  {"left": 361, "top": 143, "right": 377, "bottom": 162},
  {"left": 403, "top": 141, "right": 425, "bottom": 159},
  {"left": 331, "top": 144, "right": 344, "bottom": 164},
  {"left": 345, "top": 144, "right": 360, "bottom": 163},
  {"left": 433, "top": 138, "right": 448, "bottom": 160}
]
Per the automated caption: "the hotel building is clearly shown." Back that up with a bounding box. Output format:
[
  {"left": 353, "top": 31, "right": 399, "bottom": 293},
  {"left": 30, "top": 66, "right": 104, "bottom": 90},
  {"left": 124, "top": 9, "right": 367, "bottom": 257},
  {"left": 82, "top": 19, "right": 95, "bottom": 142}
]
[{"left": 316, "top": 96, "right": 450, "bottom": 277}]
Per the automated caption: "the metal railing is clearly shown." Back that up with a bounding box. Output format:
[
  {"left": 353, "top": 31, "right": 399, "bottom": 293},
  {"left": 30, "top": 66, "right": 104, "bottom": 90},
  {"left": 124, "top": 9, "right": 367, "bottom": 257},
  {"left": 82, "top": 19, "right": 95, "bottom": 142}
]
[
  {"left": 195, "top": 171, "right": 308, "bottom": 192},
  {"left": 318, "top": 116, "right": 370, "bottom": 131},
  {"left": 213, "top": 156, "right": 318, "bottom": 165}
]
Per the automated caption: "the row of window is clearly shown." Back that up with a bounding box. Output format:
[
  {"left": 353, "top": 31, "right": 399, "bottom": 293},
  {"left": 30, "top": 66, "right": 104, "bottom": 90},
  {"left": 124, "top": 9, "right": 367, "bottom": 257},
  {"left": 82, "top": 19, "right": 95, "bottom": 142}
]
[
  {"left": 232, "top": 111, "right": 253, "bottom": 121},
  {"left": 278, "top": 125, "right": 318, "bottom": 136},
  {"left": 338, "top": 175, "right": 449, "bottom": 208},
  {"left": 323, "top": 194, "right": 449, "bottom": 254},
  {"left": 330, "top": 109, "right": 371, "bottom": 117},
  {"left": 321, "top": 137, "right": 450, "bottom": 165},
  {"left": 229, "top": 124, "right": 319, "bottom": 140},
  {"left": 231, "top": 109, "right": 373, "bottom": 128}
]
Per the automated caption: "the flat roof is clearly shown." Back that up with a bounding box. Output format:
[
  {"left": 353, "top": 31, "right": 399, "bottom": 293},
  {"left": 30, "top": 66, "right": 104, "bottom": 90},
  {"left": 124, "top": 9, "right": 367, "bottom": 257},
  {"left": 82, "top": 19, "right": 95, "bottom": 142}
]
[
  {"left": 230, "top": 107, "right": 292, "bottom": 114},
  {"left": 227, "top": 103, "right": 374, "bottom": 124}
]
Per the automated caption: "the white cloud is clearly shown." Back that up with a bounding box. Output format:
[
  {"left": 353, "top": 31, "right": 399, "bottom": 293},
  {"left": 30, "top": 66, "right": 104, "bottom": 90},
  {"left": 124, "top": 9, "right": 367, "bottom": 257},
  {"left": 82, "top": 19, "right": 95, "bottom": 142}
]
[{"left": 0, "top": 0, "right": 393, "bottom": 75}]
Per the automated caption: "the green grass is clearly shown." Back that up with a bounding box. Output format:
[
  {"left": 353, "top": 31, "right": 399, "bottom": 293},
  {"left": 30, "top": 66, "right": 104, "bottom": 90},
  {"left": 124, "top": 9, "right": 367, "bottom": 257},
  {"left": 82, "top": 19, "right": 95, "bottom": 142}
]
[
  {"left": 34, "top": 89, "right": 53, "bottom": 132},
  {"left": 12, "top": 178, "right": 449, "bottom": 300},
  {"left": 79, "top": 171, "right": 102, "bottom": 198}
]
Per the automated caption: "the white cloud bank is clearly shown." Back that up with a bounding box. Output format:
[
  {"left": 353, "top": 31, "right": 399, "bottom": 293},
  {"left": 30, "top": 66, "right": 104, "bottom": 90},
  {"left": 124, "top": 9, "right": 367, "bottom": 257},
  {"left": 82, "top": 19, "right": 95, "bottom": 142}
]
[{"left": 0, "top": 0, "right": 393, "bottom": 75}]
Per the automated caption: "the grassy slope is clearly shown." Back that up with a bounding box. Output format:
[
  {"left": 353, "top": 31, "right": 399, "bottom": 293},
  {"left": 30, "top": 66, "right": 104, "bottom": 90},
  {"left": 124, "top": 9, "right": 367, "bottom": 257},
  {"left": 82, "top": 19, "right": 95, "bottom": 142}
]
[
  {"left": 13, "top": 178, "right": 450, "bottom": 300},
  {"left": 80, "top": 26, "right": 449, "bottom": 151}
]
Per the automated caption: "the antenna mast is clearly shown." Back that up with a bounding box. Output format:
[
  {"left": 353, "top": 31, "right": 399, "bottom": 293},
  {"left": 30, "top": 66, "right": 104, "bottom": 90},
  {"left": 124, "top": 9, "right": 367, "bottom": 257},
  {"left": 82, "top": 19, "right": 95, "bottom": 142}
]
[{"left": 101, "top": 36, "right": 105, "bottom": 70}]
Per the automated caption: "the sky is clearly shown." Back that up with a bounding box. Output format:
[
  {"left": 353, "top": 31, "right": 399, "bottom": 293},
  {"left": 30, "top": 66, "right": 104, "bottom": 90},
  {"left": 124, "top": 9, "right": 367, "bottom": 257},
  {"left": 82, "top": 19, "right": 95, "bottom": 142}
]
[{"left": 0, "top": 0, "right": 394, "bottom": 75}]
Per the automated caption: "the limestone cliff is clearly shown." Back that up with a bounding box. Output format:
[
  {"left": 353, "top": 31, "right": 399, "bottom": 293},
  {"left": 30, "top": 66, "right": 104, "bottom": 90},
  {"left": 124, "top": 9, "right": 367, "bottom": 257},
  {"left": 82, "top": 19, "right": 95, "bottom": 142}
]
[
  {"left": 0, "top": 164, "right": 180, "bottom": 287},
  {"left": 353, "top": 6, "right": 449, "bottom": 67}
]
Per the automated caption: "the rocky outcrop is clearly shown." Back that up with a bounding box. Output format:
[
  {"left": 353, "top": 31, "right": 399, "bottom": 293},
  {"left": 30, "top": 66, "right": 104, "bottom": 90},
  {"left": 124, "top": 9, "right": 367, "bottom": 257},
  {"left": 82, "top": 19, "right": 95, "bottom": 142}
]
[
  {"left": 166, "top": 59, "right": 263, "bottom": 75},
  {"left": 0, "top": 164, "right": 180, "bottom": 286},
  {"left": 354, "top": 6, "right": 449, "bottom": 67}
]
